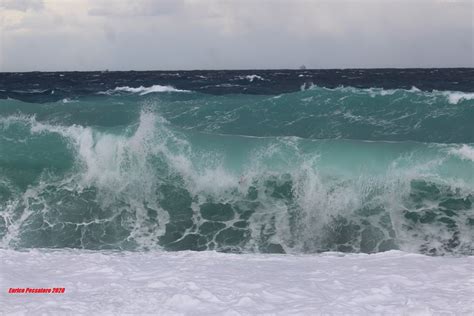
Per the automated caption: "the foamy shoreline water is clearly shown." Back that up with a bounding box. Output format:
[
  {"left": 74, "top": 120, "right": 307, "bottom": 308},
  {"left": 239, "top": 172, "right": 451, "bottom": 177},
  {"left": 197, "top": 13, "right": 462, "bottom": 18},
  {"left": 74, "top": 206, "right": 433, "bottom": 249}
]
[{"left": 1, "top": 249, "right": 472, "bottom": 315}]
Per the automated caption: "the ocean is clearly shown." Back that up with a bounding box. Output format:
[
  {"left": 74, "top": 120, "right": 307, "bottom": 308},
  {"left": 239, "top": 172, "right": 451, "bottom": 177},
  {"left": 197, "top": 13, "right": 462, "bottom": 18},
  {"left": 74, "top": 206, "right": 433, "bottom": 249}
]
[{"left": 0, "top": 69, "right": 473, "bottom": 255}]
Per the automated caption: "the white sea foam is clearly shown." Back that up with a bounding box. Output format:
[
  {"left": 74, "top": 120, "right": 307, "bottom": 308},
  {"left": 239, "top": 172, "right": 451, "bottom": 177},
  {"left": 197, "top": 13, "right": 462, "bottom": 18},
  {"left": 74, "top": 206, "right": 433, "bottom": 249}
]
[
  {"left": 61, "top": 98, "right": 77, "bottom": 103},
  {"left": 442, "top": 91, "right": 474, "bottom": 104},
  {"left": 298, "top": 84, "right": 474, "bottom": 105},
  {"left": 409, "top": 86, "right": 421, "bottom": 92},
  {"left": 450, "top": 144, "right": 474, "bottom": 162},
  {"left": 1, "top": 249, "right": 473, "bottom": 314},
  {"left": 0, "top": 111, "right": 174, "bottom": 249},
  {"left": 11, "top": 89, "right": 49, "bottom": 94},
  {"left": 101, "top": 85, "right": 190, "bottom": 95},
  {"left": 1, "top": 112, "right": 472, "bottom": 254},
  {"left": 237, "top": 74, "right": 266, "bottom": 82}
]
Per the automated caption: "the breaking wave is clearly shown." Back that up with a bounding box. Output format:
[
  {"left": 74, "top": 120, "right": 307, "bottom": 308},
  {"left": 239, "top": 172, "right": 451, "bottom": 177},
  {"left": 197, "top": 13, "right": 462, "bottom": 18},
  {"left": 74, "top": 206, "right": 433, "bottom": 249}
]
[
  {"left": 1, "top": 69, "right": 473, "bottom": 255},
  {"left": 1, "top": 109, "right": 472, "bottom": 255},
  {"left": 101, "top": 85, "right": 190, "bottom": 95}
]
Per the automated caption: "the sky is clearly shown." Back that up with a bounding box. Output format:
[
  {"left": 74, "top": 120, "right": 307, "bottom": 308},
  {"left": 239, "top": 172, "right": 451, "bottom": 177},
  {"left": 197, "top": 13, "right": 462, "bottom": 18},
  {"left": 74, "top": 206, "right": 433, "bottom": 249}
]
[{"left": 0, "top": 0, "right": 472, "bottom": 71}]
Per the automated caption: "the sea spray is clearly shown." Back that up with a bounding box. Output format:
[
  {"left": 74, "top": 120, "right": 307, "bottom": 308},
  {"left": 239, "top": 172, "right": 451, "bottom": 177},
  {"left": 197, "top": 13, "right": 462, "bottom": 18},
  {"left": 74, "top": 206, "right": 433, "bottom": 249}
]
[
  {"left": 0, "top": 70, "right": 473, "bottom": 255},
  {"left": 1, "top": 108, "right": 472, "bottom": 254}
]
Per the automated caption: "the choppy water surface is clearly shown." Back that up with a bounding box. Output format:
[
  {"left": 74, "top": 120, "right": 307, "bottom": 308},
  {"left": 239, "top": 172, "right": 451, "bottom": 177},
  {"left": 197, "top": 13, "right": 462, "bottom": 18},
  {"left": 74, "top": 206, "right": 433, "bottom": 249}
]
[{"left": 1, "top": 69, "right": 473, "bottom": 255}]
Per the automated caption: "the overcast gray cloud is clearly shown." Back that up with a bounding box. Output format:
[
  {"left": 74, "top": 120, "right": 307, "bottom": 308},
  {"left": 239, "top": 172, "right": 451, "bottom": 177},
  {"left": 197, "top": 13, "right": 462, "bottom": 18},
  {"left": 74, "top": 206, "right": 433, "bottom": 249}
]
[
  {"left": 0, "top": 0, "right": 44, "bottom": 12},
  {"left": 88, "top": 0, "right": 185, "bottom": 17},
  {"left": 0, "top": 0, "right": 472, "bottom": 71}
]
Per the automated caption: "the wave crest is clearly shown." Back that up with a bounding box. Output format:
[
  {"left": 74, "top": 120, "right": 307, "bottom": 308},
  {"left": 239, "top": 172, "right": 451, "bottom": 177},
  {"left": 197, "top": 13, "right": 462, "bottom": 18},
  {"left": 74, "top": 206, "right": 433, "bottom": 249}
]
[
  {"left": 100, "top": 85, "right": 190, "bottom": 95},
  {"left": 0, "top": 111, "right": 472, "bottom": 254}
]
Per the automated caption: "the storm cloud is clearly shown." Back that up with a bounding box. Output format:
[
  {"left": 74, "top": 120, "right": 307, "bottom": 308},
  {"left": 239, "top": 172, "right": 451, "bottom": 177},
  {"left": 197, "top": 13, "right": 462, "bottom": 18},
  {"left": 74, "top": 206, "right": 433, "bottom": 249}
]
[{"left": 0, "top": 0, "right": 472, "bottom": 71}]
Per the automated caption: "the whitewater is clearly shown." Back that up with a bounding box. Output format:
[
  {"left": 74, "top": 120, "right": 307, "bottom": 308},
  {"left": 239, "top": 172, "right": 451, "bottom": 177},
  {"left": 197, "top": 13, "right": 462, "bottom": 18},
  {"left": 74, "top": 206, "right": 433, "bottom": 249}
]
[
  {"left": 1, "top": 69, "right": 473, "bottom": 314},
  {"left": 2, "top": 250, "right": 473, "bottom": 314}
]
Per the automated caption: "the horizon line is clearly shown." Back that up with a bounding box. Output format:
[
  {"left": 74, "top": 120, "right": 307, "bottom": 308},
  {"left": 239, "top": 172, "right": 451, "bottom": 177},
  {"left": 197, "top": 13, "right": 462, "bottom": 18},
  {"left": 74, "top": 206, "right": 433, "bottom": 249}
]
[{"left": 1, "top": 66, "right": 473, "bottom": 73}]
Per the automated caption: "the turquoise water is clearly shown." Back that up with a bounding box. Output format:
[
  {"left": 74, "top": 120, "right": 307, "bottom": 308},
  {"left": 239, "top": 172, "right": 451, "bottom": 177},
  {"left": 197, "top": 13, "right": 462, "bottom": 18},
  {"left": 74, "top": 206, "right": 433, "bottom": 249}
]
[{"left": 0, "top": 72, "right": 473, "bottom": 255}]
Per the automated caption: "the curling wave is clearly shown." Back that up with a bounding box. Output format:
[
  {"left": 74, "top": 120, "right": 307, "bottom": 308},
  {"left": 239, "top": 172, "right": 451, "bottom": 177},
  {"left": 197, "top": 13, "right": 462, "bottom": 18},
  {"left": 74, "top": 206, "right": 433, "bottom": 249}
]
[
  {"left": 1, "top": 110, "right": 472, "bottom": 255},
  {"left": 1, "top": 69, "right": 473, "bottom": 255}
]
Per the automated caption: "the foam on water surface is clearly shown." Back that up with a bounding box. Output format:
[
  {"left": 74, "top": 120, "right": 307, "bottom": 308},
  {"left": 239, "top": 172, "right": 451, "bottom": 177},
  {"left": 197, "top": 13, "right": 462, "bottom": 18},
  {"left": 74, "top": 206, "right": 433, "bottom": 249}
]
[
  {"left": 1, "top": 69, "right": 473, "bottom": 313},
  {"left": 1, "top": 110, "right": 472, "bottom": 254},
  {"left": 0, "top": 69, "right": 473, "bottom": 255},
  {"left": 1, "top": 249, "right": 472, "bottom": 315}
]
